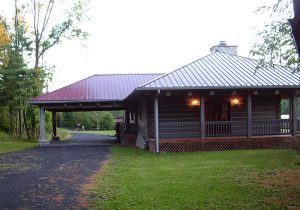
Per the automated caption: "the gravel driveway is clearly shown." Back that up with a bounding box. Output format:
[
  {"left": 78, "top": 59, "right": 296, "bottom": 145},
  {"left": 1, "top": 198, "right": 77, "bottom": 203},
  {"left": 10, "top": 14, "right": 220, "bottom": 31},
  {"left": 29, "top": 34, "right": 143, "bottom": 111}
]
[{"left": 0, "top": 133, "right": 112, "bottom": 209}]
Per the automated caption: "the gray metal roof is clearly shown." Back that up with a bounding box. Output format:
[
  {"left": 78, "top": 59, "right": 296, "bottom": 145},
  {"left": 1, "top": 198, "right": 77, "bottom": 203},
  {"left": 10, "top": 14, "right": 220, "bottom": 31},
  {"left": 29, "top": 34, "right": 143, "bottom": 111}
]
[{"left": 138, "top": 52, "right": 300, "bottom": 90}]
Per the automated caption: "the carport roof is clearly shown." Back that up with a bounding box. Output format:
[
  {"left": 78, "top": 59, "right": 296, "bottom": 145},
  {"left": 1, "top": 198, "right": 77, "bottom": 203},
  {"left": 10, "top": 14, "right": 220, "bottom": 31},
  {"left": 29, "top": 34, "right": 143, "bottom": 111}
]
[{"left": 31, "top": 73, "right": 163, "bottom": 104}]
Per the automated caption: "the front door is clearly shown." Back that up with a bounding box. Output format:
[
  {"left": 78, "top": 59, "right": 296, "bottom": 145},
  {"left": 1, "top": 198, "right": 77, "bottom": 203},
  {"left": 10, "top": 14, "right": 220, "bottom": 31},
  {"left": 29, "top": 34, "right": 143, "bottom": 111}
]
[{"left": 205, "top": 100, "right": 230, "bottom": 121}]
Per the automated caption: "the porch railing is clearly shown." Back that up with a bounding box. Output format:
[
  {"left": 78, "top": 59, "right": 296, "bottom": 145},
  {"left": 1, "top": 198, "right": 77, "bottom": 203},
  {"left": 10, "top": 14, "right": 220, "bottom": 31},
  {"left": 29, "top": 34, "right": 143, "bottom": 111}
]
[
  {"left": 159, "top": 121, "right": 200, "bottom": 138},
  {"left": 119, "top": 123, "right": 138, "bottom": 135},
  {"left": 205, "top": 121, "right": 247, "bottom": 137},
  {"left": 157, "top": 119, "right": 296, "bottom": 139},
  {"left": 252, "top": 119, "right": 291, "bottom": 136}
]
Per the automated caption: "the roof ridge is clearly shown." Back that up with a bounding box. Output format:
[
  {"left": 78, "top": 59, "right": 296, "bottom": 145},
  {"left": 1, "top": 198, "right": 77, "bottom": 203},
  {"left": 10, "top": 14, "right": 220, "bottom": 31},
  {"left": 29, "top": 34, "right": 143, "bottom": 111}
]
[{"left": 93, "top": 73, "right": 164, "bottom": 76}]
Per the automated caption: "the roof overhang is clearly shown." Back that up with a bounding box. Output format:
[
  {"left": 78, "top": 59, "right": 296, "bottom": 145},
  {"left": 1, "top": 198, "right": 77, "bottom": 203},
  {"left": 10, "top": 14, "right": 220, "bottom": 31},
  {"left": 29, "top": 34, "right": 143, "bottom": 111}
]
[{"left": 30, "top": 99, "right": 123, "bottom": 105}]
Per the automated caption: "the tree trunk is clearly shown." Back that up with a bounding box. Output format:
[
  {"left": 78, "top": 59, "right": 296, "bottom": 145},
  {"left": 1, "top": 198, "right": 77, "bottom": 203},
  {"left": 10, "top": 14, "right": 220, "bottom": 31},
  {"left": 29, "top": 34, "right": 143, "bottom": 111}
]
[
  {"left": 31, "top": 116, "right": 36, "bottom": 138},
  {"left": 15, "top": 113, "right": 18, "bottom": 137},
  {"left": 9, "top": 109, "right": 13, "bottom": 134},
  {"left": 19, "top": 109, "right": 23, "bottom": 140},
  {"left": 23, "top": 109, "right": 31, "bottom": 140}
]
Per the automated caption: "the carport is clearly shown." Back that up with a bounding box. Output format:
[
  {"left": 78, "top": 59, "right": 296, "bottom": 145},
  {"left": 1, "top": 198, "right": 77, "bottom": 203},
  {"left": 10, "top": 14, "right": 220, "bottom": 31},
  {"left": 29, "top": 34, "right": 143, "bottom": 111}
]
[{"left": 30, "top": 74, "right": 162, "bottom": 145}]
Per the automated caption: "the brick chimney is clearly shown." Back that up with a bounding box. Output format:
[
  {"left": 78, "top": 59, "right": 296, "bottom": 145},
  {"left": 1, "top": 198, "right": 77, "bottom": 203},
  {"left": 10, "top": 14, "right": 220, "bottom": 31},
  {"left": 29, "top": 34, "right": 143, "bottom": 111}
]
[{"left": 210, "top": 41, "right": 237, "bottom": 55}]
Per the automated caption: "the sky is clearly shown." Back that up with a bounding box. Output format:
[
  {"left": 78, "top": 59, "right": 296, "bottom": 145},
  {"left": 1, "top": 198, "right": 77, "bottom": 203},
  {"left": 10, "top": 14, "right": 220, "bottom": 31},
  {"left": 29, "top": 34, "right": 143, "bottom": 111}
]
[{"left": 1, "top": 0, "right": 276, "bottom": 91}]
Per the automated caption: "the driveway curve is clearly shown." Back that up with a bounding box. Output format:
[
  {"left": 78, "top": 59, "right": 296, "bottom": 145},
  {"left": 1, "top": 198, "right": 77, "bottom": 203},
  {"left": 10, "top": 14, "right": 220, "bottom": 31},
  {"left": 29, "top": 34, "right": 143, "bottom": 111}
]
[{"left": 0, "top": 133, "right": 112, "bottom": 209}]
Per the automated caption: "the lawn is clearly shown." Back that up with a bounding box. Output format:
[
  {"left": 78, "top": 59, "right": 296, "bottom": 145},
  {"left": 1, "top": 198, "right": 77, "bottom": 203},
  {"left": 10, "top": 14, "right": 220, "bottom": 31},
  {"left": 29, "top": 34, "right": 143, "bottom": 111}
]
[
  {"left": 0, "top": 142, "right": 37, "bottom": 154},
  {"left": 0, "top": 131, "right": 37, "bottom": 154},
  {"left": 57, "top": 128, "right": 116, "bottom": 137},
  {"left": 90, "top": 148, "right": 300, "bottom": 210}
]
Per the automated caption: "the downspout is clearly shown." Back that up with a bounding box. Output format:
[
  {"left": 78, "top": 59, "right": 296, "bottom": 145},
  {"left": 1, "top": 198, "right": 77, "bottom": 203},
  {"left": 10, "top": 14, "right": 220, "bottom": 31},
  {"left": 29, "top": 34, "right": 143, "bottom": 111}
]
[{"left": 154, "top": 90, "right": 160, "bottom": 153}]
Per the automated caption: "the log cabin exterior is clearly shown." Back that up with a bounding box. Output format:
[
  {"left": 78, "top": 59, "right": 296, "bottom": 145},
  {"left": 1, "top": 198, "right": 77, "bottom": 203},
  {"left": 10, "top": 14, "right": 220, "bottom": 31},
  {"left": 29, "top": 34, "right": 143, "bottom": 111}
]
[{"left": 31, "top": 42, "right": 300, "bottom": 153}]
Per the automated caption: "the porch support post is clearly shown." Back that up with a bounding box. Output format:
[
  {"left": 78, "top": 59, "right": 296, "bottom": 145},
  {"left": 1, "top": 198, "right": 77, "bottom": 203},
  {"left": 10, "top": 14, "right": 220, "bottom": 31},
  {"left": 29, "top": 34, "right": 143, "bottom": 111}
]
[
  {"left": 154, "top": 90, "right": 160, "bottom": 153},
  {"left": 39, "top": 106, "right": 49, "bottom": 146},
  {"left": 200, "top": 95, "right": 205, "bottom": 139},
  {"left": 247, "top": 94, "right": 252, "bottom": 138},
  {"left": 52, "top": 111, "right": 57, "bottom": 137},
  {"left": 125, "top": 110, "right": 130, "bottom": 123},
  {"left": 292, "top": 93, "right": 297, "bottom": 136}
]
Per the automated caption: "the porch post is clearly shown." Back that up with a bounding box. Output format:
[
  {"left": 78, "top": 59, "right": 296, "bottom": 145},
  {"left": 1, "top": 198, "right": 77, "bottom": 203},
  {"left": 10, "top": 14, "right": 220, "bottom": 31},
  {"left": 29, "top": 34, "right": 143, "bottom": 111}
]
[
  {"left": 200, "top": 95, "right": 205, "bottom": 138},
  {"left": 154, "top": 90, "right": 160, "bottom": 153},
  {"left": 125, "top": 110, "right": 130, "bottom": 123},
  {"left": 39, "top": 106, "right": 49, "bottom": 145},
  {"left": 292, "top": 93, "right": 297, "bottom": 136},
  {"left": 52, "top": 111, "right": 57, "bottom": 137},
  {"left": 247, "top": 94, "right": 252, "bottom": 137}
]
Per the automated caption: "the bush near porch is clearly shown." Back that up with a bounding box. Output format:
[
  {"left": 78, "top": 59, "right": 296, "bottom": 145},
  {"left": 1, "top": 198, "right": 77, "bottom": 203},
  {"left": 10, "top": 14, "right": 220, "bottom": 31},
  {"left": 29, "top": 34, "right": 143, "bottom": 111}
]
[{"left": 90, "top": 148, "right": 300, "bottom": 209}]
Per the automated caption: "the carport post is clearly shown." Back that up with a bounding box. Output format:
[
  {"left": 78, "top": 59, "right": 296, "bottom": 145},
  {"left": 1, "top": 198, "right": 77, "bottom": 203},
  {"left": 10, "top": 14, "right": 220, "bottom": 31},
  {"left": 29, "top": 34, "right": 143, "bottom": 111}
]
[
  {"left": 39, "top": 106, "right": 49, "bottom": 146},
  {"left": 52, "top": 111, "right": 57, "bottom": 137}
]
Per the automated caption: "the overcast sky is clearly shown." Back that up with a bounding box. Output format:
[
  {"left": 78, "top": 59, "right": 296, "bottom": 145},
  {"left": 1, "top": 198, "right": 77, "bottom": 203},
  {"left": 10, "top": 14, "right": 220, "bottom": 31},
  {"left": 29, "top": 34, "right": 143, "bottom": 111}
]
[{"left": 1, "top": 0, "right": 276, "bottom": 91}]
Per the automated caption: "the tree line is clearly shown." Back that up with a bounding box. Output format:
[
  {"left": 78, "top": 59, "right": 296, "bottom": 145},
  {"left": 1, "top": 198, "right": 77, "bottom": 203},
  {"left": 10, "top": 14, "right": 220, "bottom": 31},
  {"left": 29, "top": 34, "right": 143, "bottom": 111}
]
[
  {"left": 57, "top": 111, "right": 123, "bottom": 130},
  {"left": 0, "top": 0, "right": 88, "bottom": 140}
]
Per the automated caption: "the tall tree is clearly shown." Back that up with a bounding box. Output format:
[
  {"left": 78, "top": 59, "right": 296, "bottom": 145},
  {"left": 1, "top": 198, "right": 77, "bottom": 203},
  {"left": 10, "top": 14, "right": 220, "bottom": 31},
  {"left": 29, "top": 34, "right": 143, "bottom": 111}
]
[
  {"left": 0, "top": 0, "right": 88, "bottom": 139},
  {"left": 250, "top": 0, "right": 300, "bottom": 70},
  {"left": 29, "top": 0, "right": 89, "bottom": 136},
  {"left": 0, "top": 17, "right": 10, "bottom": 65},
  {"left": 31, "top": 0, "right": 89, "bottom": 69}
]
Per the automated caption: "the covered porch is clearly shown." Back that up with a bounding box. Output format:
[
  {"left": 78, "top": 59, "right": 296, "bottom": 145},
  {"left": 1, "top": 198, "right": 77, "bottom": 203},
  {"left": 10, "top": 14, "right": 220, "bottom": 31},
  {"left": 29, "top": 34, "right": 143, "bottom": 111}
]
[{"left": 125, "top": 89, "right": 300, "bottom": 153}]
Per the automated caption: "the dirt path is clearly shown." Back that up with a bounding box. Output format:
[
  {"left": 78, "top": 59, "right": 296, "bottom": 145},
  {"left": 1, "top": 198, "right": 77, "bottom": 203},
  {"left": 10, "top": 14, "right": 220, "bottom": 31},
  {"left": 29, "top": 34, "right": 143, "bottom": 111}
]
[{"left": 0, "top": 143, "right": 109, "bottom": 209}]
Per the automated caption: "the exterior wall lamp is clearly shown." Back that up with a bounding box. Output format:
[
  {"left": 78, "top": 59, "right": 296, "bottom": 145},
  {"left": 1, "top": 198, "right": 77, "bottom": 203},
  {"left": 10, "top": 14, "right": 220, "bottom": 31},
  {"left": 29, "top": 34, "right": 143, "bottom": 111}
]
[
  {"left": 190, "top": 98, "right": 200, "bottom": 106},
  {"left": 230, "top": 97, "right": 241, "bottom": 106}
]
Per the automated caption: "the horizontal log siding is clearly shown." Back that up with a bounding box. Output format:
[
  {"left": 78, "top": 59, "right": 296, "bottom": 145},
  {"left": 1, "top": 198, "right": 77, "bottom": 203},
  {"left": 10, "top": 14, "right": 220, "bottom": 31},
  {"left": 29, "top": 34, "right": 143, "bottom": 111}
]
[
  {"left": 147, "top": 94, "right": 281, "bottom": 138},
  {"left": 231, "top": 95, "right": 280, "bottom": 122},
  {"left": 147, "top": 96, "right": 200, "bottom": 138},
  {"left": 137, "top": 97, "right": 148, "bottom": 141}
]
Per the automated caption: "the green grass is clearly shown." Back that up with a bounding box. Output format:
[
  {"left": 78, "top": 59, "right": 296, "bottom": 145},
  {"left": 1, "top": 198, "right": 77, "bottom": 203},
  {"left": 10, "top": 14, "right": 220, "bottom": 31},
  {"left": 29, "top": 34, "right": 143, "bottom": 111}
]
[
  {"left": 91, "top": 148, "right": 300, "bottom": 210},
  {"left": 0, "top": 131, "right": 37, "bottom": 153},
  {"left": 56, "top": 127, "right": 72, "bottom": 140},
  {"left": 0, "top": 142, "right": 37, "bottom": 154},
  {"left": 57, "top": 128, "right": 116, "bottom": 137},
  {"left": 77, "top": 130, "right": 116, "bottom": 136}
]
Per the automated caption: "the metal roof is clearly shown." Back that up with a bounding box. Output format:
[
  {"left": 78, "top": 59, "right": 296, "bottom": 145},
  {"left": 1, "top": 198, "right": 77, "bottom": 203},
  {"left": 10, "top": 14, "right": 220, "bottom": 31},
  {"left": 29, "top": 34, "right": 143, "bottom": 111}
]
[
  {"left": 139, "top": 52, "right": 300, "bottom": 90},
  {"left": 31, "top": 73, "right": 163, "bottom": 103}
]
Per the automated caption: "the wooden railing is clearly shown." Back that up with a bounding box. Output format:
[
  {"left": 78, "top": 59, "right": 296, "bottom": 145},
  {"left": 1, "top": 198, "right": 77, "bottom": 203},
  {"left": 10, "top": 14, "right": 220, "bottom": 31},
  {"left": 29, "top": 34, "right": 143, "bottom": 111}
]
[
  {"left": 252, "top": 119, "right": 291, "bottom": 136},
  {"left": 205, "top": 121, "right": 247, "bottom": 137},
  {"left": 159, "top": 121, "right": 200, "bottom": 138},
  {"left": 157, "top": 119, "right": 295, "bottom": 139},
  {"left": 119, "top": 123, "right": 138, "bottom": 135}
]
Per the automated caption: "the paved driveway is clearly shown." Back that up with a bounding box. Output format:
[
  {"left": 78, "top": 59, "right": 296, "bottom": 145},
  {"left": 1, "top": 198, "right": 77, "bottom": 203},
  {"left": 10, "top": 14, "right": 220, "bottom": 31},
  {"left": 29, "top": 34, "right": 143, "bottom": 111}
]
[{"left": 0, "top": 133, "right": 112, "bottom": 209}]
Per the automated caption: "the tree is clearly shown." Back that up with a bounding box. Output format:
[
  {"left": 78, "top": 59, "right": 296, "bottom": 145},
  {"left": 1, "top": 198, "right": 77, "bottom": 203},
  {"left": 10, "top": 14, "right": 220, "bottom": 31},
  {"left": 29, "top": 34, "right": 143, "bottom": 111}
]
[
  {"left": 0, "top": 0, "right": 88, "bottom": 139},
  {"left": 250, "top": 0, "right": 300, "bottom": 70},
  {"left": 29, "top": 0, "right": 89, "bottom": 136},
  {"left": 31, "top": 0, "right": 89, "bottom": 69},
  {"left": 0, "top": 17, "right": 10, "bottom": 65}
]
